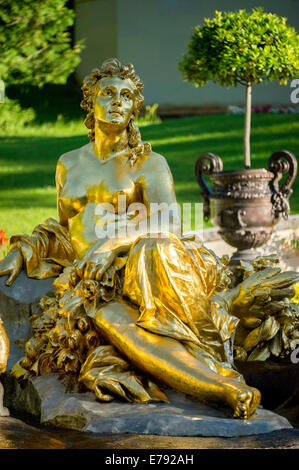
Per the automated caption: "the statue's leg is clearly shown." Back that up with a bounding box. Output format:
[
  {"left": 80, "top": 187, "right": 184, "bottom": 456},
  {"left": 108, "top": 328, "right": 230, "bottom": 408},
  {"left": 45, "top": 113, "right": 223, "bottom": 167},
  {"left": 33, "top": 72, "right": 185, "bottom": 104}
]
[{"left": 93, "top": 300, "right": 260, "bottom": 418}]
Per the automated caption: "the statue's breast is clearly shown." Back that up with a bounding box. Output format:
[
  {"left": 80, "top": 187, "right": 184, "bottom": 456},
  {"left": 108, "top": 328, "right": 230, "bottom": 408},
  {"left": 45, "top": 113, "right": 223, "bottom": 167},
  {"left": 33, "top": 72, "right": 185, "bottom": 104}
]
[{"left": 60, "top": 153, "right": 137, "bottom": 216}]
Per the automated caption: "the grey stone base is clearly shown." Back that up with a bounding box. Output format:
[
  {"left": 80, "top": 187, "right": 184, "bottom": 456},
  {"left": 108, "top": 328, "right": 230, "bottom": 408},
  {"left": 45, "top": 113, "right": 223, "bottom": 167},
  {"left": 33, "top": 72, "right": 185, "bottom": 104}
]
[
  {"left": 0, "top": 270, "right": 55, "bottom": 370},
  {"left": 2, "top": 373, "right": 292, "bottom": 437}
]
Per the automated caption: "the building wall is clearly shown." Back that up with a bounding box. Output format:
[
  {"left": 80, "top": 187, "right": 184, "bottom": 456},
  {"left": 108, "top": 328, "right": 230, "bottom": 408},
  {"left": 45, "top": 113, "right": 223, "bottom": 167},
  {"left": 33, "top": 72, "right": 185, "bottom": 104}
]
[
  {"left": 75, "top": 0, "right": 118, "bottom": 82},
  {"left": 74, "top": 0, "right": 299, "bottom": 107}
]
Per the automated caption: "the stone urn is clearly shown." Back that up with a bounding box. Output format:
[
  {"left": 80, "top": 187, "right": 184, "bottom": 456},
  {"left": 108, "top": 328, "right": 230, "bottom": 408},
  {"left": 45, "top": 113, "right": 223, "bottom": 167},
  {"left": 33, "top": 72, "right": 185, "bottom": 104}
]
[{"left": 195, "top": 150, "right": 297, "bottom": 264}]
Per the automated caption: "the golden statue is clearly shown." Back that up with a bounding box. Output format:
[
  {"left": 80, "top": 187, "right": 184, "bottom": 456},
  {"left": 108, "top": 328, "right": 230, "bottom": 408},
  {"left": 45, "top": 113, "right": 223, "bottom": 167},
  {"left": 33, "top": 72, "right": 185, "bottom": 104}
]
[
  {"left": 0, "top": 59, "right": 298, "bottom": 420},
  {"left": 0, "top": 317, "right": 9, "bottom": 416}
]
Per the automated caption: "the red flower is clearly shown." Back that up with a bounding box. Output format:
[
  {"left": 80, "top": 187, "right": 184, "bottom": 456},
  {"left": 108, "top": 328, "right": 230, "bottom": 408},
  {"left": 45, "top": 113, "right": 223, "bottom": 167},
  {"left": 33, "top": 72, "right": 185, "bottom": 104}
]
[{"left": 0, "top": 230, "right": 8, "bottom": 245}]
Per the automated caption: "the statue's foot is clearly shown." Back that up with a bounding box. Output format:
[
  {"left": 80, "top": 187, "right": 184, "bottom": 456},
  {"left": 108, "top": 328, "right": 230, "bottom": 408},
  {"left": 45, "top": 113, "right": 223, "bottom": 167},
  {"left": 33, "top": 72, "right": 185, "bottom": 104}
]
[{"left": 232, "top": 388, "right": 261, "bottom": 419}]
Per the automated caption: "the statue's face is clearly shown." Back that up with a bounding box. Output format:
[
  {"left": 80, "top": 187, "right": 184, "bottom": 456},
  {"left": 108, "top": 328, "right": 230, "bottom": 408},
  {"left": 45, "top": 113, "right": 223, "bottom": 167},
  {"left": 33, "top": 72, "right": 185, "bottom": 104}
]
[{"left": 94, "top": 76, "right": 136, "bottom": 128}]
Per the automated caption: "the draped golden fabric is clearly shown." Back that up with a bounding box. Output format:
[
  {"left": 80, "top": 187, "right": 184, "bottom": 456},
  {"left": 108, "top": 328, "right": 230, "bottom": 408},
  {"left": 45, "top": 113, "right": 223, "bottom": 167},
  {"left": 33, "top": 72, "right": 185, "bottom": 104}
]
[
  {"left": 9, "top": 218, "right": 75, "bottom": 278},
  {"left": 123, "top": 233, "right": 239, "bottom": 362}
]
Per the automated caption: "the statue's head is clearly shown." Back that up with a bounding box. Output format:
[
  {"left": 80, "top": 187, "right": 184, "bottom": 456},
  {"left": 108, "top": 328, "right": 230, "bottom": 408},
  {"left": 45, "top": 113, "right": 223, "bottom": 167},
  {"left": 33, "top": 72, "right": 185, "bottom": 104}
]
[{"left": 81, "top": 58, "right": 151, "bottom": 164}]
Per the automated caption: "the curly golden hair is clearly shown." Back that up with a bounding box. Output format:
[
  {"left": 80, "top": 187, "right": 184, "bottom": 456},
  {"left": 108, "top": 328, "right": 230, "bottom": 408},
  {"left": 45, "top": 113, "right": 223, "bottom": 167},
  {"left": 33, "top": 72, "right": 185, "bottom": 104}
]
[{"left": 81, "top": 58, "right": 151, "bottom": 166}]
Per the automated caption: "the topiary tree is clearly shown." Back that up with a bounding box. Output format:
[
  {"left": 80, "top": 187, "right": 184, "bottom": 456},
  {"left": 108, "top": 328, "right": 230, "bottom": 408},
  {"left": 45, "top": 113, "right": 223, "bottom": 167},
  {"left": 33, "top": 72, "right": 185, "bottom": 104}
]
[
  {"left": 0, "top": 0, "right": 83, "bottom": 88},
  {"left": 178, "top": 8, "right": 299, "bottom": 168}
]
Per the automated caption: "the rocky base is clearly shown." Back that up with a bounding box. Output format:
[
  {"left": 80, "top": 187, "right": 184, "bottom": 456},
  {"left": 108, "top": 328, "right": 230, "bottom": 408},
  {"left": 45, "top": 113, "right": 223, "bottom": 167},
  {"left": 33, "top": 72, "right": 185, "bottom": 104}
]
[
  {"left": 2, "top": 372, "right": 292, "bottom": 437},
  {"left": 0, "top": 270, "right": 54, "bottom": 370}
]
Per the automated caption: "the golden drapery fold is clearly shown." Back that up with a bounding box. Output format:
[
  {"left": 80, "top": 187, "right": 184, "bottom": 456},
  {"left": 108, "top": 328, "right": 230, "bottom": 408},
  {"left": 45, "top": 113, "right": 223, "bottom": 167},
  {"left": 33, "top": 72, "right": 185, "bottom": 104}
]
[
  {"left": 11, "top": 219, "right": 243, "bottom": 403},
  {"left": 122, "top": 233, "right": 239, "bottom": 364},
  {"left": 79, "top": 344, "right": 169, "bottom": 403},
  {"left": 9, "top": 218, "right": 75, "bottom": 279}
]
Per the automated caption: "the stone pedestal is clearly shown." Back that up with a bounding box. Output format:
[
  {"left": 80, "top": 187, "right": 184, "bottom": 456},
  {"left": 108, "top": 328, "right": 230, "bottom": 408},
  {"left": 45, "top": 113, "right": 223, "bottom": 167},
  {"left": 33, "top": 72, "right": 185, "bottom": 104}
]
[
  {"left": 2, "top": 373, "right": 292, "bottom": 437},
  {"left": 0, "top": 271, "right": 54, "bottom": 370}
]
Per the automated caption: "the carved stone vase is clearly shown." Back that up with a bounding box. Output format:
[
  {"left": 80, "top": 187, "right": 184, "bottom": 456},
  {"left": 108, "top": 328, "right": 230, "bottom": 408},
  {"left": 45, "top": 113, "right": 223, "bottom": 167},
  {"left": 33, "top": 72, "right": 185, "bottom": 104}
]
[{"left": 195, "top": 150, "right": 297, "bottom": 264}]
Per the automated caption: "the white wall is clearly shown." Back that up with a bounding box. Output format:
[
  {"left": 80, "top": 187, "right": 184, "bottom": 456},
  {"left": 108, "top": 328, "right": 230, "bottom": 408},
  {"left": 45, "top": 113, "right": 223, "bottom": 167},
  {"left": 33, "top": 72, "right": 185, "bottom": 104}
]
[
  {"left": 75, "top": 0, "right": 117, "bottom": 82},
  {"left": 75, "top": 0, "right": 299, "bottom": 106}
]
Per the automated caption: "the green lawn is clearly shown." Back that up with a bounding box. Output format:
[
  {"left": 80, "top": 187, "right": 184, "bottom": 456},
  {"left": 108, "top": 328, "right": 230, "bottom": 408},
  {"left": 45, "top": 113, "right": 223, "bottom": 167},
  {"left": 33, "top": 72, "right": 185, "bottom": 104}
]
[{"left": 0, "top": 105, "right": 298, "bottom": 238}]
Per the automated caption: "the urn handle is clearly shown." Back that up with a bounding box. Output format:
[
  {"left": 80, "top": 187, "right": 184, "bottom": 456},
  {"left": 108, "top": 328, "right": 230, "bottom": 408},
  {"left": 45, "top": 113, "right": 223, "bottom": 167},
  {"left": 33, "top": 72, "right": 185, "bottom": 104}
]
[
  {"left": 268, "top": 150, "right": 297, "bottom": 220},
  {"left": 195, "top": 153, "right": 223, "bottom": 221}
]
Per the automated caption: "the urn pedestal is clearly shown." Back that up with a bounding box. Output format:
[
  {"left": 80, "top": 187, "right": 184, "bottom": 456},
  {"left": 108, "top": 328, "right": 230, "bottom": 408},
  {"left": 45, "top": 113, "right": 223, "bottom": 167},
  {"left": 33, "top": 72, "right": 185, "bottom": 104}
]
[{"left": 195, "top": 151, "right": 297, "bottom": 264}]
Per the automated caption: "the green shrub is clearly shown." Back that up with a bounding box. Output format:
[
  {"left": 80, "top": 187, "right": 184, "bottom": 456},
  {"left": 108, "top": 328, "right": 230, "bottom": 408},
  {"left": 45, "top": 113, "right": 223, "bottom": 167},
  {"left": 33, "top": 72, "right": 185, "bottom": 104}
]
[
  {"left": 0, "top": 97, "right": 35, "bottom": 131},
  {"left": 179, "top": 8, "right": 299, "bottom": 167},
  {"left": 0, "top": 0, "right": 82, "bottom": 88},
  {"left": 136, "top": 103, "right": 161, "bottom": 125}
]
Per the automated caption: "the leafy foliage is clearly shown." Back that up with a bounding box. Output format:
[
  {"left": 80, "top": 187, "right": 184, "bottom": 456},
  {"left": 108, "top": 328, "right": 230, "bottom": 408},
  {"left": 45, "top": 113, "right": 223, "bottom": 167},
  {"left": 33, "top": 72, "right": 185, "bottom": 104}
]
[
  {"left": 0, "top": 0, "right": 83, "bottom": 87},
  {"left": 0, "top": 96, "right": 35, "bottom": 130},
  {"left": 137, "top": 103, "right": 161, "bottom": 125},
  {"left": 179, "top": 8, "right": 299, "bottom": 88}
]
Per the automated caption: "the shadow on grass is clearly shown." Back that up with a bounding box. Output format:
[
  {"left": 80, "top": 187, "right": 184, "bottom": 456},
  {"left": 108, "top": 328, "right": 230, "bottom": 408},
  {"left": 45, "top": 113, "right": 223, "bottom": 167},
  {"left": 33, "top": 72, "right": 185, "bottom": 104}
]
[{"left": 0, "top": 135, "right": 89, "bottom": 191}]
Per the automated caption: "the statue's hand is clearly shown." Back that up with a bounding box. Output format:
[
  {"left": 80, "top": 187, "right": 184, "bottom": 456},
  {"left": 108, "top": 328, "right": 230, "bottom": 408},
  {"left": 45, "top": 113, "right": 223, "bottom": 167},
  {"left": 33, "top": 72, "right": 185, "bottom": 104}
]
[
  {"left": 75, "top": 250, "right": 116, "bottom": 281},
  {"left": 0, "top": 246, "right": 23, "bottom": 286}
]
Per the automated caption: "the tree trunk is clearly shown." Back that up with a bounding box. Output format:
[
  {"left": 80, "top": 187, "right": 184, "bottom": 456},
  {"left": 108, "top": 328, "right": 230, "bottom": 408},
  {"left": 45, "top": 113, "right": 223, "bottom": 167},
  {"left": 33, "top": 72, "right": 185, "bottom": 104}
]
[{"left": 244, "top": 82, "right": 252, "bottom": 169}]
